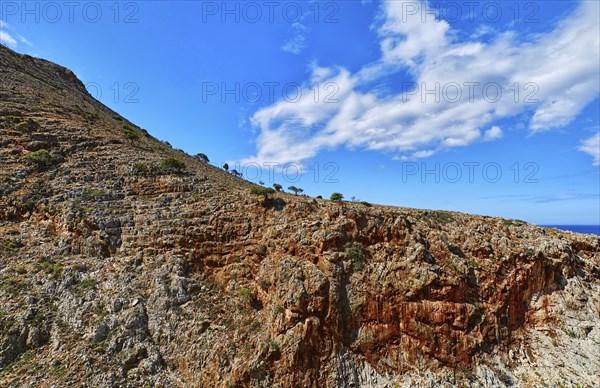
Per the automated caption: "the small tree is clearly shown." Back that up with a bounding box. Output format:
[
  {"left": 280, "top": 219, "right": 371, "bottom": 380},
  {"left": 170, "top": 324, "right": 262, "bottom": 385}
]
[
  {"left": 330, "top": 192, "right": 344, "bottom": 202},
  {"left": 273, "top": 183, "right": 283, "bottom": 192},
  {"left": 259, "top": 181, "right": 265, "bottom": 186},
  {"left": 288, "top": 186, "right": 303, "bottom": 195},
  {"left": 250, "top": 187, "right": 275, "bottom": 200},
  {"left": 195, "top": 153, "right": 209, "bottom": 162},
  {"left": 223, "top": 163, "right": 229, "bottom": 172},
  {"left": 231, "top": 169, "right": 243, "bottom": 178}
]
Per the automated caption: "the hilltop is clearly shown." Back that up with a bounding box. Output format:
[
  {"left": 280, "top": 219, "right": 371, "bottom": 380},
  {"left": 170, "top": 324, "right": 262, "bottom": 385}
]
[{"left": 0, "top": 45, "right": 599, "bottom": 387}]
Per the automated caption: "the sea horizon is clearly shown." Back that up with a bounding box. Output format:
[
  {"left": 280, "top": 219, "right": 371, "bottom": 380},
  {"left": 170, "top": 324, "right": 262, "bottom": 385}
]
[{"left": 541, "top": 225, "right": 600, "bottom": 236}]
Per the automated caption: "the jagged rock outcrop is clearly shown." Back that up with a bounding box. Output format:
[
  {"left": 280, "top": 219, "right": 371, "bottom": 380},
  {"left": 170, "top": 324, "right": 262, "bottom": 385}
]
[{"left": 1, "top": 45, "right": 599, "bottom": 387}]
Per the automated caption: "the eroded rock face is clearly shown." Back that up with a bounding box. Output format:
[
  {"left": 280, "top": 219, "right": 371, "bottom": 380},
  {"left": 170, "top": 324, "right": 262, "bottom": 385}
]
[{"left": 1, "top": 44, "right": 599, "bottom": 387}]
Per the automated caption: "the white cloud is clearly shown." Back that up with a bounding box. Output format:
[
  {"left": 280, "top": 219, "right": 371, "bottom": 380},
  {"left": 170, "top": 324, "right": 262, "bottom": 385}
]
[
  {"left": 579, "top": 133, "right": 600, "bottom": 166},
  {"left": 281, "top": 22, "right": 308, "bottom": 55},
  {"left": 0, "top": 30, "right": 17, "bottom": 46},
  {"left": 245, "top": 0, "right": 600, "bottom": 166},
  {"left": 0, "top": 20, "right": 32, "bottom": 48},
  {"left": 17, "top": 34, "right": 32, "bottom": 47},
  {"left": 483, "top": 126, "right": 503, "bottom": 142}
]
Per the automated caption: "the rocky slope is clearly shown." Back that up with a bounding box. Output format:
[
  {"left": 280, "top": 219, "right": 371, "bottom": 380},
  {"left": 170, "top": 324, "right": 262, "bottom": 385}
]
[{"left": 0, "top": 45, "right": 599, "bottom": 387}]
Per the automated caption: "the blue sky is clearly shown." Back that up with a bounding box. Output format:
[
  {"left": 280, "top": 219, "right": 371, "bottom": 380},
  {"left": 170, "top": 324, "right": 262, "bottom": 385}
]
[{"left": 1, "top": 0, "right": 599, "bottom": 224}]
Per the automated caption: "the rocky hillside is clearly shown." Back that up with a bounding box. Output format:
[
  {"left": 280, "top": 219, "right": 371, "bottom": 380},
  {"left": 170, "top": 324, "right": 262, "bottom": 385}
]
[{"left": 1, "top": 45, "right": 599, "bottom": 387}]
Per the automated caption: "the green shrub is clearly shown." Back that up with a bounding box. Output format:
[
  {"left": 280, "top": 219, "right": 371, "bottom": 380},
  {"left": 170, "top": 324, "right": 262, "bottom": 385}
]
[
  {"left": 346, "top": 242, "right": 366, "bottom": 272},
  {"left": 79, "top": 279, "right": 97, "bottom": 289},
  {"left": 269, "top": 340, "right": 280, "bottom": 351},
  {"left": 160, "top": 157, "right": 185, "bottom": 172},
  {"left": 84, "top": 112, "right": 99, "bottom": 124},
  {"left": 23, "top": 149, "right": 52, "bottom": 166},
  {"left": 250, "top": 187, "right": 275, "bottom": 198},
  {"left": 30, "top": 178, "right": 51, "bottom": 196},
  {"left": 4, "top": 116, "right": 23, "bottom": 124},
  {"left": 132, "top": 162, "right": 150, "bottom": 174},
  {"left": 273, "top": 183, "right": 282, "bottom": 192},
  {"left": 122, "top": 127, "right": 139, "bottom": 143},
  {"left": 13, "top": 117, "right": 39, "bottom": 131},
  {"left": 330, "top": 192, "right": 344, "bottom": 202},
  {"left": 433, "top": 211, "right": 455, "bottom": 224},
  {"left": 238, "top": 287, "right": 253, "bottom": 302},
  {"left": 82, "top": 188, "right": 104, "bottom": 200},
  {"left": 195, "top": 153, "right": 209, "bottom": 162},
  {"left": 360, "top": 201, "right": 372, "bottom": 207}
]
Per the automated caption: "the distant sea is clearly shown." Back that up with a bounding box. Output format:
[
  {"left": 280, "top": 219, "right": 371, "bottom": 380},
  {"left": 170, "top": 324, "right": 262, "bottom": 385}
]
[{"left": 541, "top": 225, "right": 600, "bottom": 236}]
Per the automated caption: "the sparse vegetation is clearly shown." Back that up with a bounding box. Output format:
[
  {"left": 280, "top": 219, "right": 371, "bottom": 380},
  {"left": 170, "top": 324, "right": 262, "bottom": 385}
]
[
  {"left": 0, "top": 239, "right": 21, "bottom": 256},
  {"left": 433, "top": 210, "right": 455, "bottom": 225},
  {"left": 15, "top": 117, "right": 39, "bottom": 131},
  {"left": 3, "top": 115, "right": 24, "bottom": 124},
  {"left": 17, "top": 178, "right": 52, "bottom": 213},
  {"left": 238, "top": 287, "right": 253, "bottom": 302},
  {"left": 83, "top": 112, "right": 99, "bottom": 124},
  {"left": 132, "top": 162, "right": 151, "bottom": 174},
  {"left": 79, "top": 278, "right": 97, "bottom": 289},
  {"left": 160, "top": 157, "right": 185, "bottom": 173},
  {"left": 269, "top": 340, "right": 280, "bottom": 351},
  {"left": 122, "top": 126, "right": 140, "bottom": 144},
  {"left": 467, "top": 259, "right": 480, "bottom": 270},
  {"left": 82, "top": 187, "right": 105, "bottom": 200},
  {"left": 36, "top": 257, "right": 63, "bottom": 279},
  {"left": 23, "top": 149, "right": 52, "bottom": 167}
]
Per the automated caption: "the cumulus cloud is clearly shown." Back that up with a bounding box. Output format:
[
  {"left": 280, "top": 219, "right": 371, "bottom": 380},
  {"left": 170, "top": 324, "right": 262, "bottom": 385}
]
[
  {"left": 245, "top": 0, "right": 600, "bottom": 166},
  {"left": 579, "top": 133, "right": 600, "bottom": 166}
]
